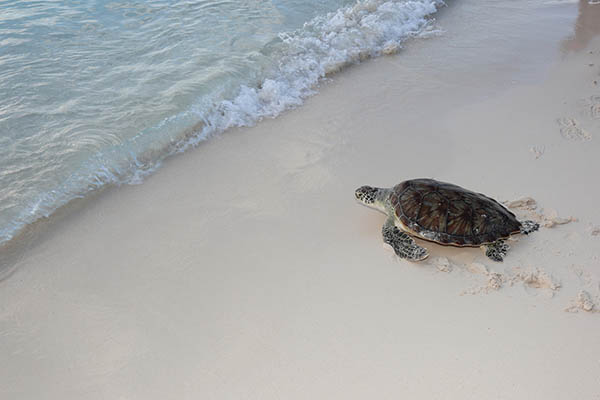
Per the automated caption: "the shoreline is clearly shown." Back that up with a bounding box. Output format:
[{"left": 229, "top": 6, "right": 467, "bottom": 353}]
[{"left": 2, "top": 1, "right": 600, "bottom": 399}]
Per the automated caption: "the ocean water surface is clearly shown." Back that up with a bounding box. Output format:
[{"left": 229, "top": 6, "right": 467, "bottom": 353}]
[{"left": 0, "top": 0, "right": 443, "bottom": 245}]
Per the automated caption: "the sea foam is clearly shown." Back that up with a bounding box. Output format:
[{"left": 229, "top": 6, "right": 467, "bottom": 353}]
[{"left": 188, "top": 0, "right": 443, "bottom": 144}]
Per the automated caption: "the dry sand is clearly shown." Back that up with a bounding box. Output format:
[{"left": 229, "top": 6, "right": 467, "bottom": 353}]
[{"left": 1, "top": 1, "right": 600, "bottom": 399}]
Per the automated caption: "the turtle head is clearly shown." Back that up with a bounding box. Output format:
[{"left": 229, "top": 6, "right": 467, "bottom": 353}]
[
  {"left": 355, "top": 186, "right": 378, "bottom": 205},
  {"left": 355, "top": 186, "right": 387, "bottom": 212}
]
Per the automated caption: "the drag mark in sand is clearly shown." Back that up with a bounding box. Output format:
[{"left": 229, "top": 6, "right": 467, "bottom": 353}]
[
  {"left": 431, "top": 253, "right": 562, "bottom": 297},
  {"left": 508, "top": 267, "right": 561, "bottom": 294},
  {"left": 429, "top": 257, "right": 505, "bottom": 295},
  {"left": 432, "top": 256, "right": 453, "bottom": 273},
  {"left": 564, "top": 291, "right": 600, "bottom": 313},
  {"left": 431, "top": 257, "right": 560, "bottom": 297},
  {"left": 529, "top": 145, "right": 545, "bottom": 159},
  {"left": 460, "top": 270, "right": 505, "bottom": 296},
  {"left": 459, "top": 265, "right": 560, "bottom": 297},
  {"left": 426, "top": 197, "right": 592, "bottom": 305},
  {"left": 556, "top": 117, "right": 592, "bottom": 141},
  {"left": 503, "top": 197, "right": 577, "bottom": 228},
  {"left": 568, "top": 264, "right": 599, "bottom": 288},
  {"left": 579, "top": 95, "right": 600, "bottom": 119}
]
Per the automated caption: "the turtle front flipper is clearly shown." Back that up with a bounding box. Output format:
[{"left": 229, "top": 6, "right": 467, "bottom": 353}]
[
  {"left": 382, "top": 218, "right": 428, "bottom": 261},
  {"left": 484, "top": 239, "right": 509, "bottom": 262}
]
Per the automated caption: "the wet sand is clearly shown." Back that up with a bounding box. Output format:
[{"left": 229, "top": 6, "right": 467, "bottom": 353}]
[{"left": 1, "top": 1, "right": 600, "bottom": 399}]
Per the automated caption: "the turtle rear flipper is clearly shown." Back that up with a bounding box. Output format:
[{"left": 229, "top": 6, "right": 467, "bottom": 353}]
[
  {"left": 382, "top": 218, "right": 428, "bottom": 261},
  {"left": 520, "top": 220, "right": 539, "bottom": 235}
]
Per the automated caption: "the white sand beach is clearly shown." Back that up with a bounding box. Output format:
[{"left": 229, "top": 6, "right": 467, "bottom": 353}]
[{"left": 1, "top": 1, "right": 599, "bottom": 399}]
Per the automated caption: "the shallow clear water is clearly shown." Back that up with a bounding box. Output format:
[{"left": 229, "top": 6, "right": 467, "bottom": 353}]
[{"left": 0, "top": 0, "right": 442, "bottom": 244}]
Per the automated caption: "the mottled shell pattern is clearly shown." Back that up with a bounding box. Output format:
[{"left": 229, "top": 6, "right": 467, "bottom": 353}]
[{"left": 390, "top": 179, "right": 521, "bottom": 246}]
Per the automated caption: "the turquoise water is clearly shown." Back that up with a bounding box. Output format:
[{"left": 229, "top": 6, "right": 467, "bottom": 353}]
[{"left": 0, "top": 0, "right": 442, "bottom": 244}]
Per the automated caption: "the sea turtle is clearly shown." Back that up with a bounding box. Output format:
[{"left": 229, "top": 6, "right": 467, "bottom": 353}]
[{"left": 354, "top": 178, "right": 539, "bottom": 262}]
